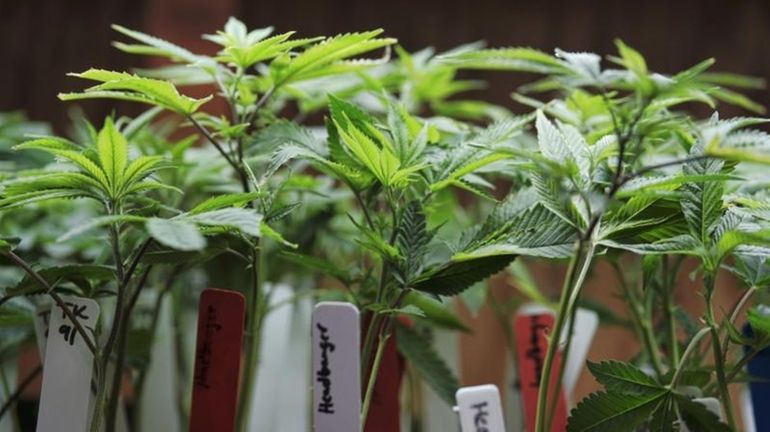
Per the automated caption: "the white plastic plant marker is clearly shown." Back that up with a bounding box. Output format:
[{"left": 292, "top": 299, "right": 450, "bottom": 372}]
[
  {"left": 742, "top": 387, "right": 757, "bottom": 432},
  {"left": 36, "top": 296, "right": 99, "bottom": 432},
  {"left": 423, "top": 328, "right": 461, "bottom": 432},
  {"left": 138, "top": 294, "right": 180, "bottom": 432},
  {"left": 33, "top": 302, "right": 52, "bottom": 358},
  {"left": 250, "top": 284, "right": 311, "bottom": 431},
  {"left": 562, "top": 307, "right": 599, "bottom": 398},
  {"left": 312, "top": 301, "right": 360, "bottom": 432},
  {"left": 681, "top": 398, "right": 723, "bottom": 432},
  {"left": 455, "top": 384, "right": 506, "bottom": 432}
]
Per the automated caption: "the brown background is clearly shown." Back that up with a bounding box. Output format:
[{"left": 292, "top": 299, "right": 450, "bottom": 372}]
[{"left": 1, "top": 0, "right": 765, "bottom": 424}]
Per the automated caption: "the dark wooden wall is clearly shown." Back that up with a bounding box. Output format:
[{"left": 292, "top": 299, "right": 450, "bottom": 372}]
[{"left": 1, "top": 0, "right": 769, "bottom": 129}]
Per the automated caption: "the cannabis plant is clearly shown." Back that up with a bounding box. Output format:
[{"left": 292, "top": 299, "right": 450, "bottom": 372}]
[{"left": 445, "top": 41, "right": 770, "bottom": 430}]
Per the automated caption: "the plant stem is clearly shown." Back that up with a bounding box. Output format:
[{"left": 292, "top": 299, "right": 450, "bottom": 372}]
[
  {"left": 704, "top": 276, "right": 737, "bottom": 430},
  {"left": 611, "top": 260, "right": 665, "bottom": 378},
  {"left": 236, "top": 242, "right": 266, "bottom": 432},
  {"left": 361, "top": 331, "right": 389, "bottom": 427},
  {"left": 534, "top": 237, "right": 595, "bottom": 432},
  {"left": 0, "top": 364, "right": 42, "bottom": 422},
  {"left": 720, "top": 285, "right": 757, "bottom": 363},
  {"left": 669, "top": 327, "right": 710, "bottom": 387},
  {"left": 2, "top": 251, "right": 96, "bottom": 354},
  {"left": 91, "top": 221, "right": 129, "bottom": 432},
  {"left": 661, "top": 256, "right": 680, "bottom": 367}
]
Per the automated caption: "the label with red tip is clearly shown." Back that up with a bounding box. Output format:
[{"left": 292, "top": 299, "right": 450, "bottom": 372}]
[
  {"left": 456, "top": 384, "right": 506, "bottom": 432},
  {"left": 189, "top": 288, "right": 245, "bottom": 432},
  {"left": 312, "top": 302, "right": 360, "bottom": 432},
  {"left": 36, "top": 296, "right": 99, "bottom": 432},
  {"left": 513, "top": 305, "right": 568, "bottom": 432}
]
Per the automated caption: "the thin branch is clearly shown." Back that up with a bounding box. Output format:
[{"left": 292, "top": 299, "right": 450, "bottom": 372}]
[
  {"left": 122, "top": 238, "right": 153, "bottom": 287},
  {"left": 188, "top": 116, "right": 238, "bottom": 169},
  {"left": 620, "top": 154, "right": 713, "bottom": 186},
  {"left": 0, "top": 364, "right": 42, "bottom": 420},
  {"left": 2, "top": 251, "right": 96, "bottom": 354}
]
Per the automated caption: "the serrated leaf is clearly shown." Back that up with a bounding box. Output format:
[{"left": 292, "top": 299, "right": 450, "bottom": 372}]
[
  {"left": 413, "top": 254, "right": 516, "bottom": 296},
  {"left": 6, "top": 264, "right": 115, "bottom": 297},
  {"left": 277, "top": 251, "right": 351, "bottom": 285},
  {"left": 675, "top": 395, "right": 731, "bottom": 432},
  {"left": 587, "top": 360, "right": 663, "bottom": 395},
  {"left": 146, "top": 217, "right": 206, "bottom": 251},
  {"left": 112, "top": 24, "right": 203, "bottom": 64},
  {"left": 567, "top": 390, "right": 669, "bottom": 432},
  {"left": 62, "top": 69, "right": 211, "bottom": 115},
  {"left": 395, "top": 323, "right": 459, "bottom": 405},
  {"left": 396, "top": 201, "right": 430, "bottom": 284},
  {"left": 188, "top": 192, "right": 260, "bottom": 214},
  {"left": 186, "top": 208, "right": 262, "bottom": 237},
  {"left": 96, "top": 118, "right": 128, "bottom": 195},
  {"left": 273, "top": 30, "right": 396, "bottom": 85},
  {"left": 58, "top": 214, "right": 147, "bottom": 242},
  {"left": 402, "top": 291, "right": 469, "bottom": 331}
]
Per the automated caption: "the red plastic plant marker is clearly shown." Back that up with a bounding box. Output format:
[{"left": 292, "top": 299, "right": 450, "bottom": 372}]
[
  {"left": 189, "top": 288, "right": 245, "bottom": 432},
  {"left": 363, "top": 318, "right": 405, "bottom": 432},
  {"left": 513, "top": 308, "right": 568, "bottom": 432}
]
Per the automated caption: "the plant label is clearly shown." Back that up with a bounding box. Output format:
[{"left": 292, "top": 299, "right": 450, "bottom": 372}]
[
  {"left": 36, "top": 296, "right": 99, "bottom": 432},
  {"left": 563, "top": 307, "right": 598, "bottom": 397},
  {"left": 189, "top": 288, "right": 246, "bottom": 432},
  {"left": 32, "top": 302, "right": 52, "bottom": 359},
  {"left": 312, "top": 302, "right": 360, "bottom": 432},
  {"left": 513, "top": 305, "right": 568, "bottom": 432},
  {"left": 745, "top": 321, "right": 770, "bottom": 432},
  {"left": 455, "top": 384, "right": 506, "bottom": 432},
  {"left": 364, "top": 317, "right": 406, "bottom": 432}
]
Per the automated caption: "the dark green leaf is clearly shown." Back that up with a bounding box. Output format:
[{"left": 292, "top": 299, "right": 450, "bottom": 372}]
[{"left": 395, "top": 323, "right": 459, "bottom": 405}]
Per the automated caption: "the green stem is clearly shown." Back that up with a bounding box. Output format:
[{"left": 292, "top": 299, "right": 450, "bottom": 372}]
[
  {"left": 236, "top": 243, "right": 266, "bottom": 432},
  {"left": 704, "top": 276, "right": 737, "bottom": 430},
  {"left": 661, "top": 257, "right": 680, "bottom": 367},
  {"left": 361, "top": 332, "right": 390, "bottom": 427},
  {"left": 669, "top": 327, "right": 710, "bottom": 388},
  {"left": 611, "top": 260, "right": 665, "bottom": 378},
  {"left": 534, "top": 238, "right": 595, "bottom": 432}
]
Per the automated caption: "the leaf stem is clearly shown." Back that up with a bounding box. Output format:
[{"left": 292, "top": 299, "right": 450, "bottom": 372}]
[
  {"left": 360, "top": 332, "right": 389, "bottom": 427},
  {"left": 1, "top": 251, "right": 97, "bottom": 354},
  {"left": 704, "top": 276, "right": 737, "bottom": 430},
  {"left": 0, "top": 364, "right": 42, "bottom": 421},
  {"left": 534, "top": 237, "right": 596, "bottom": 432},
  {"left": 669, "top": 327, "right": 710, "bottom": 387}
]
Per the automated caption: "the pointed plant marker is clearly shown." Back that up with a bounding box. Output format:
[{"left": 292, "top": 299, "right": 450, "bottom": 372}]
[
  {"left": 189, "top": 288, "right": 246, "bottom": 432},
  {"left": 36, "top": 296, "right": 99, "bottom": 432},
  {"left": 312, "top": 301, "right": 361, "bottom": 432},
  {"left": 563, "top": 307, "right": 598, "bottom": 398},
  {"left": 513, "top": 304, "right": 568, "bottom": 432},
  {"left": 455, "top": 384, "right": 506, "bottom": 432}
]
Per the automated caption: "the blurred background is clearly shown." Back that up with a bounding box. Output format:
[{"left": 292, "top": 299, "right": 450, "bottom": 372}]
[
  {"left": 1, "top": 0, "right": 768, "bottom": 427},
  {"left": 2, "top": 0, "right": 769, "bottom": 130}
]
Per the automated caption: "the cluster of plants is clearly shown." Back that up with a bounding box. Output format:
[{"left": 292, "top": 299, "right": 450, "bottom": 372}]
[{"left": 1, "top": 17, "right": 770, "bottom": 432}]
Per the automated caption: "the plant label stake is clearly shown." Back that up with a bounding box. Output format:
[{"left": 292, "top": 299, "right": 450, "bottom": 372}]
[
  {"left": 563, "top": 308, "right": 598, "bottom": 398},
  {"left": 33, "top": 302, "right": 52, "bottom": 359},
  {"left": 36, "top": 296, "right": 99, "bottom": 432},
  {"left": 189, "top": 288, "right": 245, "bottom": 432},
  {"left": 513, "top": 304, "right": 568, "bottom": 432},
  {"left": 312, "top": 302, "right": 360, "bottom": 432},
  {"left": 455, "top": 384, "right": 506, "bottom": 432},
  {"left": 364, "top": 317, "right": 406, "bottom": 432}
]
